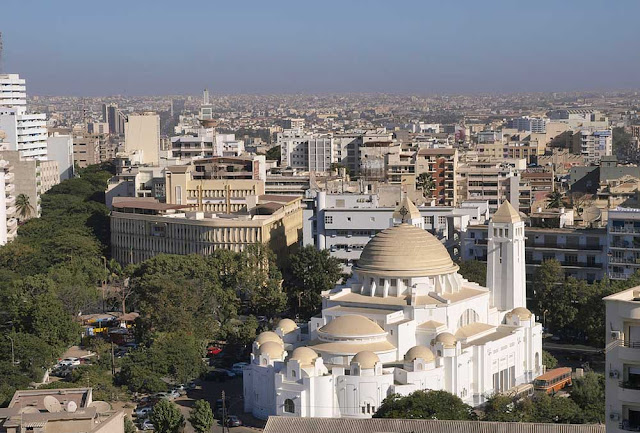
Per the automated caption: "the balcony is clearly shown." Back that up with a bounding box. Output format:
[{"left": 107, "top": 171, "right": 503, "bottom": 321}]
[
  {"left": 619, "top": 421, "right": 640, "bottom": 431},
  {"left": 611, "top": 226, "right": 640, "bottom": 235},
  {"left": 619, "top": 382, "right": 640, "bottom": 404}
]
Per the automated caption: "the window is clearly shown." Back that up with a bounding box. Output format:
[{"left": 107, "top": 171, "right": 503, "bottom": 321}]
[
  {"left": 438, "top": 216, "right": 447, "bottom": 225},
  {"left": 291, "top": 369, "right": 296, "bottom": 378},
  {"left": 284, "top": 399, "right": 295, "bottom": 413},
  {"left": 325, "top": 215, "right": 333, "bottom": 224}
]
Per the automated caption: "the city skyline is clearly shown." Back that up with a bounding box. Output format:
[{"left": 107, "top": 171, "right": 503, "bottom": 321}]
[{"left": 2, "top": 0, "right": 639, "bottom": 96}]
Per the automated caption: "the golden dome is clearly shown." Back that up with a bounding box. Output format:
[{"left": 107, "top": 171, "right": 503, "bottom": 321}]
[
  {"left": 318, "top": 315, "right": 386, "bottom": 338},
  {"left": 256, "top": 331, "right": 283, "bottom": 346},
  {"left": 351, "top": 351, "right": 380, "bottom": 369},
  {"left": 434, "top": 332, "right": 457, "bottom": 348},
  {"left": 404, "top": 345, "right": 435, "bottom": 362},
  {"left": 508, "top": 307, "right": 533, "bottom": 320},
  {"left": 355, "top": 224, "right": 459, "bottom": 277},
  {"left": 276, "top": 318, "right": 298, "bottom": 334},
  {"left": 289, "top": 347, "right": 318, "bottom": 366},
  {"left": 258, "top": 341, "right": 284, "bottom": 358}
]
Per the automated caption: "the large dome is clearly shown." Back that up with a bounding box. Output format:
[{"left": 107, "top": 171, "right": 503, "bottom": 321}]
[
  {"left": 318, "top": 315, "right": 386, "bottom": 338},
  {"left": 355, "top": 224, "right": 459, "bottom": 277}
]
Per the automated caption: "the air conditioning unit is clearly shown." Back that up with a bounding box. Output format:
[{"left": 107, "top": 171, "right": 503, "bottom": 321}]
[
  {"left": 610, "top": 412, "right": 620, "bottom": 421},
  {"left": 610, "top": 370, "right": 619, "bottom": 379},
  {"left": 611, "top": 331, "right": 622, "bottom": 340}
]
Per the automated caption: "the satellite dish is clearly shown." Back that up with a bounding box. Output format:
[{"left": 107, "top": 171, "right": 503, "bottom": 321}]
[
  {"left": 43, "top": 396, "right": 62, "bottom": 413},
  {"left": 88, "top": 401, "right": 111, "bottom": 414},
  {"left": 66, "top": 401, "right": 77, "bottom": 413},
  {"left": 19, "top": 407, "right": 40, "bottom": 414},
  {"left": 582, "top": 206, "right": 602, "bottom": 224}
]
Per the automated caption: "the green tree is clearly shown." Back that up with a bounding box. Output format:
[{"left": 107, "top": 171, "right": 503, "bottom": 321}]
[
  {"left": 285, "top": 246, "right": 343, "bottom": 320},
  {"left": 155, "top": 332, "right": 206, "bottom": 385},
  {"left": 546, "top": 190, "right": 565, "bottom": 209},
  {"left": 457, "top": 260, "right": 486, "bottom": 286},
  {"left": 570, "top": 372, "right": 605, "bottom": 423},
  {"left": 118, "top": 347, "right": 168, "bottom": 394},
  {"left": 416, "top": 172, "right": 436, "bottom": 199},
  {"left": 483, "top": 394, "right": 534, "bottom": 422},
  {"left": 124, "top": 416, "right": 136, "bottom": 433},
  {"left": 15, "top": 193, "right": 35, "bottom": 222},
  {"left": 530, "top": 392, "right": 584, "bottom": 424},
  {"left": 265, "top": 145, "right": 281, "bottom": 162},
  {"left": 542, "top": 350, "right": 558, "bottom": 369},
  {"left": 374, "top": 390, "right": 473, "bottom": 420},
  {"left": 532, "top": 259, "right": 564, "bottom": 331},
  {"left": 150, "top": 399, "right": 185, "bottom": 433},
  {"left": 189, "top": 400, "right": 214, "bottom": 433}
]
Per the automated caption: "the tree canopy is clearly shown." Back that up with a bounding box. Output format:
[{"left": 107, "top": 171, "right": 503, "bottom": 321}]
[{"left": 374, "top": 390, "right": 474, "bottom": 420}]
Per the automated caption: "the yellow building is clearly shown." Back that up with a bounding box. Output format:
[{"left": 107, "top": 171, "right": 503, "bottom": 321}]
[
  {"left": 110, "top": 195, "right": 303, "bottom": 264},
  {"left": 165, "top": 165, "right": 265, "bottom": 213}
]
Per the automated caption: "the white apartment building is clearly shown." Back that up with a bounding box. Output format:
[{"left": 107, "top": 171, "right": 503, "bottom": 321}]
[
  {"left": 304, "top": 191, "right": 489, "bottom": 270},
  {"left": 46, "top": 133, "right": 74, "bottom": 180},
  {"left": 0, "top": 158, "right": 17, "bottom": 245},
  {"left": 608, "top": 208, "right": 640, "bottom": 281},
  {"left": 171, "top": 130, "right": 244, "bottom": 161},
  {"left": 604, "top": 287, "right": 640, "bottom": 432},
  {"left": 279, "top": 129, "right": 333, "bottom": 172},
  {"left": 0, "top": 74, "right": 48, "bottom": 160},
  {"left": 572, "top": 128, "right": 612, "bottom": 164}
]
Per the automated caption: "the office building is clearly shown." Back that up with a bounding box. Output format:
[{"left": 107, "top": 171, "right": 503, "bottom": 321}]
[
  {"left": 73, "top": 132, "right": 101, "bottom": 168},
  {"left": 110, "top": 194, "right": 303, "bottom": 264},
  {"left": 604, "top": 287, "right": 640, "bottom": 433},
  {"left": 106, "top": 105, "right": 126, "bottom": 135},
  {"left": 244, "top": 200, "right": 542, "bottom": 418},
  {"left": 124, "top": 113, "right": 160, "bottom": 165}
]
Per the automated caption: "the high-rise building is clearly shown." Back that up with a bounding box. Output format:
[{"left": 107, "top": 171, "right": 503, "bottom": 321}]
[
  {"left": 106, "top": 105, "right": 126, "bottom": 135},
  {"left": 0, "top": 149, "right": 44, "bottom": 219},
  {"left": 571, "top": 128, "right": 612, "bottom": 164},
  {"left": 0, "top": 157, "right": 17, "bottom": 245},
  {"left": 124, "top": 113, "right": 160, "bottom": 165},
  {"left": 73, "top": 132, "right": 100, "bottom": 168},
  {"left": 46, "top": 133, "right": 74, "bottom": 180}
]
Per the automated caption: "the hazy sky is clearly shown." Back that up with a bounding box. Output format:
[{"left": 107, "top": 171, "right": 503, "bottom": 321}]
[{"left": 2, "top": 0, "right": 639, "bottom": 96}]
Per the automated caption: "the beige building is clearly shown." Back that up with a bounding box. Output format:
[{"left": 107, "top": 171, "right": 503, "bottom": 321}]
[
  {"left": 0, "top": 158, "right": 17, "bottom": 244},
  {"left": 0, "top": 388, "right": 124, "bottom": 433},
  {"left": 39, "top": 160, "right": 60, "bottom": 193},
  {"left": 0, "top": 149, "right": 43, "bottom": 219},
  {"left": 110, "top": 194, "right": 303, "bottom": 264},
  {"left": 165, "top": 164, "right": 265, "bottom": 213},
  {"left": 415, "top": 148, "right": 457, "bottom": 206},
  {"left": 73, "top": 132, "right": 101, "bottom": 168},
  {"left": 124, "top": 113, "right": 160, "bottom": 165}
]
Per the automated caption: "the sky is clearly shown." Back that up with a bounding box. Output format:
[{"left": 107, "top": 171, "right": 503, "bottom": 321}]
[{"left": 1, "top": 0, "right": 639, "bottom": 96}]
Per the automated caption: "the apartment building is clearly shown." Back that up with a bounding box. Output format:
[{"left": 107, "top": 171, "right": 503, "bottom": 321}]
[
  {"left": 73, "top": 132, "right": 101, "bottom": 168},
  {"left": 0, "top": 149, "right": 44, "bottom": 219},
  {"left": 0, "top": 159, "right": 17, "bottom": 245},
  {"left": 0, "top": 74, "right": 48, "bottom": 160},
  {"left": 333, "top": 129, "right": 394, "bottom": 174},
  {"left": 608, "top": 208, "right": 640, "bottom": 280},
  {"left": 171, "top": 130, "right": 245, "bottom": 161},
  {"left": 110, "top": 195, "right": 303, "bottom": 265},
  {"left": 305, "top": 191, "right": 489, "bottom": 270},
  {"left": 463, "top": 221, "right": 607, "bottom": 283},
  {"left": 603, "top": 287, "right": 640, "bottom": 433},
  {"left": 507, "top": 116, "right": 547, "bottom": 133},
  {"left": 415, "top": 148, "right": 457, "bottom": 206},
  {"left": 457, "top": 159, "right": 529, "bottom": 214},
  {"left": 571, "top": 127, "right": 612, "bottom": 164},
  {"left": 278, "top": 129, "right": 333, "bottom": 172},
  {"left": 47, "top": 133, "right": 74, "bottom": 180},
  {"left": 522, "top": 168, "right": 554, "bottom": 197}
]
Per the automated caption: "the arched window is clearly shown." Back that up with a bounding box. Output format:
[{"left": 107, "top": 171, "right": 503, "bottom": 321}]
[
  {"left": 535, "top": 352, "right": 540, "bottom": 368},
  {"left": 284, "top": 399, "right": 295, "bottom": 413},
  {"left": 457, "top": 309, "right": 480, "bottom": 328},
  {"left": 291, "top": 369, "right": 296, "bottom": 378}
]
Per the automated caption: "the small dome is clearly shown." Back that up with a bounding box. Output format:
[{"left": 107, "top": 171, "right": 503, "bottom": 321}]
[
  {"left": 508, "top": 307, "right": 532, "bottom": 320},
  {"left": 434, "top": 332, "right": 457, "bottom": 348},
  {"left": 258, "top": 341, "right": 284, "bottom": 359},
  {"left": 404, "top": 345, "right": 435, "bottom": 362},
  {"left": 355, "top": 224, "right": 459, "bottom": 277},
  {"left": 256, "top": 331, "right": 283, "bottom": 346},
  {"left": 276, "top": 318, "right": 298, "bottom": 334},
  {"left": 289, "top": 347, "right": 318, "bottom": 366},
  {"left": 351, "top": 351, "right": 379, "bottom": 369},
  {"left": 318, "top": 315, "right": 386, "bottom": 338}
]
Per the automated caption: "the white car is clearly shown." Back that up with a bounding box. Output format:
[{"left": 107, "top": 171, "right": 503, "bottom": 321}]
[
  {"left": 140, "top": 419, "right": 154, "bottom": 431},
  {"left": 134, "top": 407, "right": 153, "bottom": 418},
  {"left": 231, "top": 362, "right": 248, "bottom": 376},
  {"left": 58, "top": 357, "right": 80, "bottom": 367}
]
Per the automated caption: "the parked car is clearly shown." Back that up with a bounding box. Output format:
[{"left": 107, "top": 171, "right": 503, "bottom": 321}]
[
  {"left": 134, "top": 406, "right": 153, "bottom": 418},
  {"left": 168, "top": 389, "right": 180, "bottom": 399},
  {"left": 140, "top": 419, "right": 154, "bottom": 431},
  {"left": 153, "top": 392, "right": 172, "bottom": 401},
  {"left": 231, "top": 362, "right": 248, "bottom": 376},
  {"left": 58, "top": 357, "right": 80, "bottom": 367},
  {"left": 225, "top": 415, "right": 242, "bottom": 427},
  {"left": 206, "top": 346, "right": 223, "bottom": 357}
]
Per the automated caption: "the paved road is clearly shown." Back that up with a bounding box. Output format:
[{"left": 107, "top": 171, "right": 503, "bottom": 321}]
[{"left": 174, "top": 376, "right": 265, "bottom": 433}]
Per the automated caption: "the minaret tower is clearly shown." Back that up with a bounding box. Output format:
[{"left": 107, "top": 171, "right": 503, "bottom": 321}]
[{"left": 486, "top": 200, "right": 526, "bottom": 311}]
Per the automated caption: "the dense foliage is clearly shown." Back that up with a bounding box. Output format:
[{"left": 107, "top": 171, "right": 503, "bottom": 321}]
[
  {"left": 374, "top": 390, "right": 474, "bottom": 420},
  {"left": 189, "top": 400, "right": 214, "bottom": 433},
  {"left": 458, "top": 260, "right": 487, "bottom": 286},
  {"left": 150, "top": 399, "right": 185, "bottom": 433}
]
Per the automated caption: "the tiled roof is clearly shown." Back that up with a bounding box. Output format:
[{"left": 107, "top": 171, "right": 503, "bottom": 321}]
[{"left": 263, "top": 417, "right": 605, "bottom": 433}]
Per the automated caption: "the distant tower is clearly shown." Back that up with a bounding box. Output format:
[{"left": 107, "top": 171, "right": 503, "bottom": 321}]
[{"left": 486, "top": 200, "right": 526, "bottom": 311}]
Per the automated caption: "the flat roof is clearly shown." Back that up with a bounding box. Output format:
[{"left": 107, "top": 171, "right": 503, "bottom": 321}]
[{"left": 111, "top": 197, "right": 189, "bottom": 211}]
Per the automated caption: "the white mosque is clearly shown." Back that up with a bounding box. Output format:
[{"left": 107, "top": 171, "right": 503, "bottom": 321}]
[{"left": 243, "top": 198, "right": 543, "bottom": 419}]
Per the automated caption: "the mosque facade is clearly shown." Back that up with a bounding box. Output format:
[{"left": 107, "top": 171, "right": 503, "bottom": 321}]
[{"left": 243, "top": 198, "right": 543, "bottom": 419}]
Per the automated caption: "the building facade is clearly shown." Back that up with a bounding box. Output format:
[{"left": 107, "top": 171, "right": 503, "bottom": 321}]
[
  {"left": 124, "top": 113, "right": 160, "bottom": 165},
  {"left": 608, "top": 208, "right": 640, "bottom": 281},
  {"left": 73, "top": 132, "right": 101, "bottom": 168},
  {"left": 244, "top": 200, "right": 542, "bottom": 419},
  {"left": 47, "top": 133, "right": 74, "bottom": 180},
  {"left": 278, "top": 129, "right": 334, "bottom": 172}
]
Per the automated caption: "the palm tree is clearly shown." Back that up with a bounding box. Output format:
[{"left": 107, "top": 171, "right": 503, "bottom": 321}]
[
  {"left": 546, "top": 190, "right": 565, "bottom": 209},
  {"left": 416, "top": 173, "right": 436, "bottom": 199},
  {"left": 15, "top": 193, "right": 34, "bottom": 222}
]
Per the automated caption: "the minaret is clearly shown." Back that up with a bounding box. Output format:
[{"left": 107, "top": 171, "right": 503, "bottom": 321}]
[
  {"left": 486, "top": 200, "right": 526, "bottom": 311},
  {"left": 392, "top": 195, "right": 423, "bottom": 229}
]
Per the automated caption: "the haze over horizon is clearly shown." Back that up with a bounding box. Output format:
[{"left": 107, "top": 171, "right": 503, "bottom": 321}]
[{"left": 2, "top": 0, "right": 639, "bottom": 96}]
